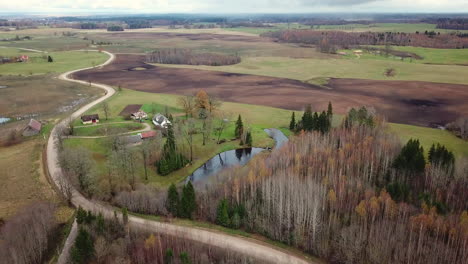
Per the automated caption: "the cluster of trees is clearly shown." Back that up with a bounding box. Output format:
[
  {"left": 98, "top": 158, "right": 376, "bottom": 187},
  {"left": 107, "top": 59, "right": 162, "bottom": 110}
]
[
  {"left": 166, "top": 182, "right": 196, "bottom": 218},
  {"left": 70, "top": 207, "right": 253, "bottom": 264},
  {"left": 235, "top": 115, "right": 252, "bottom": 146},
  {"left": 0, "top": 203, "right": 59, "bottom": 264},
  {"left": 146, "top": 48, "right": 241, "bottom": 66},
  {"left": 290, "top": 102, "right": 332, "bottom": 133},
  {"left": 446, "top": 117, "right": 468, "bottom": 140},
  {"left": 157, "top": 123, "right": 188, "bottom": 176},
  {"left": 107, "top": 25, "right": 124, "bottom": 31},
  {"left": 343, "top": 106, "right": 375, "bottom": 128},
  {"left": 192, "top": 113, "right": 468, "bottom": 264},
  {"left": 263, "top": 30, "right": 468, "bottom": 49}
]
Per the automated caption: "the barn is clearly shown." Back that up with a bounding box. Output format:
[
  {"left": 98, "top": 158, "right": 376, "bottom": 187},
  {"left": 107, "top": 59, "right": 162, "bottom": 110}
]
[
  {"left": 81, "top": 114, "right": 100, "bottom": 124},
  {"left": 22, "top": 119, "right": 42, "bottom": 137}
]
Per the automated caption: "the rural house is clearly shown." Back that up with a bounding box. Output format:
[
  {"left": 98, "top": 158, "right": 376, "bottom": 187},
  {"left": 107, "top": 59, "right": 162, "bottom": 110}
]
[
  {"left": 22, "top": 119, "right": 42, "bottom": 137},
  {"left": 152, "top": 113, "right": 171, "bottom": 129},
  {"left": 139, "top": 130, "right": 157, "bottom": 139},
  {"left": 81, "top": 114, "right": 100, "bottom": 124},
  {"left": 131, "top": 110, "right": 148, "bottom": 121}
]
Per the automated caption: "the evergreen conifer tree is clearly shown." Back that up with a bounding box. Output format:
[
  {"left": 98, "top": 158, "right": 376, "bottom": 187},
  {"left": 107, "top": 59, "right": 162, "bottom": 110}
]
[
  {"left": 289, "top": 112, "right": 296, "bottom": 130},
  {"left": 71, "top": 228, "right": 94, "bottom": 264},
  {"left": 180, "top": 181, "right": 196, "bottom": 219},
  {"left": 245, "top": 131, "right": 252, "bottom": 147},
  {"left": 166, "top": 183, "right": 180, "bottom": 217},
  {"left": 235, "top": 115, "right": 244, "bottom": 139},
  {"left": 393, "top": 139, "right": 426, "bottom": 175},
  {"left": 216, "top": 199, "right": 230, "bottom": 227}
]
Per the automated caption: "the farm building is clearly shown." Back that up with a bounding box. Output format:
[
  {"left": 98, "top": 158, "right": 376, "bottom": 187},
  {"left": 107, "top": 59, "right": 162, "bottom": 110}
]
[
  {"left": 131, "top": 111, "right": 148, "bottom": 120},
  {"left": 81, "top": 114, "right": 100, "bottom": 124},
  {"left": 123, "top": 135, "right": 142, "bottom": 145},
  {"left": 17, "top": 55, "right": 29, "bottom": 62},
  {"left": 22, "top": 119, "right": 42, "bottom": 137},
  {"left": 152, "top": 114, "right": 171, "bottom": 129},
  {"left": 139, "top": 130, "right": 157, "bottom": 139}
]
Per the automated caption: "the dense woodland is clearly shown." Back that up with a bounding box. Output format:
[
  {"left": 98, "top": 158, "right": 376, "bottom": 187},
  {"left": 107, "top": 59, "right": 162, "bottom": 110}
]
[
  {"left": 263, "top": 30, "right": 468, "bottom": 50},
  {"left": 146, "top": 49, "right": 241, "bottom": 66}
]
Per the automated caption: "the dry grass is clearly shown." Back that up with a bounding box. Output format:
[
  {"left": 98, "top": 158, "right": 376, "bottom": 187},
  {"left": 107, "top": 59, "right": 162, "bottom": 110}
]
[{"left": 0, "top": 139, "right": 59, "bottom": 219}]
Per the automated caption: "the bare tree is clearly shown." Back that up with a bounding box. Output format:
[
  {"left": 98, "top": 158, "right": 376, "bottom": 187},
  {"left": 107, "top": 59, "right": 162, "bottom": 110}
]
[
  {"left": 177, "top": 95, "right": 195, "bottom": 119},
  {"left": 102, "top": 101, "right": 110, "bottom": 120},
  {"left": 178, "top": 118, "right": 197, "bottom": 163}
]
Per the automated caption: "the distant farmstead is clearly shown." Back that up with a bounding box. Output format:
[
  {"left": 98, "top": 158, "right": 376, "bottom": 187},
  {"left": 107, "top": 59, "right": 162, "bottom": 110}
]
[
  {"left": 81, "top": 114, "right": 100, "bottom": 124},
  {"left": 22, "top": 119, "right": 42, "bottom": 137}
]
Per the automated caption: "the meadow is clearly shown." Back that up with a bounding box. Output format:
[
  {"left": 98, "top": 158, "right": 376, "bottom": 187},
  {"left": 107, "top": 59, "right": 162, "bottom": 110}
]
[
  {"left": 0, "top": 48, "right": 108, "bottom": 75},
  {"left": 155, "top": 55, "right": 468, "bottom": 85},
  {"left": 340, "top": 46, "right": 468, "bottom": 65}
]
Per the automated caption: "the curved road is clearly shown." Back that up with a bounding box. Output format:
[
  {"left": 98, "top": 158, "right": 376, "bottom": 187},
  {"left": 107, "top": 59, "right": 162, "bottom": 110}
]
[{"left": 47, "top": 51, "right": 314, "bottom": 264}]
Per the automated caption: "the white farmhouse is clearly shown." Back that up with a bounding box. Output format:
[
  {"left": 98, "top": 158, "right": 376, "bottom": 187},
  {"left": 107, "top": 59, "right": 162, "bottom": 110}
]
[{"left": 152, "top": 113, "right": 171, "bottom": 129}]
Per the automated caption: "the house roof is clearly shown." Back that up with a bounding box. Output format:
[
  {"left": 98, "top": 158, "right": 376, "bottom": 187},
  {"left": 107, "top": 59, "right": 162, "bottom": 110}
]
[
  {"left": 131, "top": 111, "right": 147, "bottom": 118},
  {"left": 153, "top": 114, "right": 169, "bottom": 124},
  {"left": 81, "top": 114, "right": 99, "bottom": 122},
  {"left": 140, "top": 130, "right": 157, "bottom": 139},
  {"left": 27, "top": 119, "right": 42, "bottom": 131}
]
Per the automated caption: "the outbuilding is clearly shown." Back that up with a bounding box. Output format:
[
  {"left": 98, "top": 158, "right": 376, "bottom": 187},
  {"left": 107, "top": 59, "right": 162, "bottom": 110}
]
[
  {"left": 22, "top": 119, "right": 42, "bottom": 137},
  {"left": 139, "top": 130, "right": 157, "bottom": 140},
  {"left": 81, "top": 114, "right": 100, "bottom": 124}
]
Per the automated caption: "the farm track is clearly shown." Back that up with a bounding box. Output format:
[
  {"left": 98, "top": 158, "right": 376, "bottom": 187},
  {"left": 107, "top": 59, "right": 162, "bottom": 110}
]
[{"left": 46, "top": 50, "right": 315, "bottom": 264}]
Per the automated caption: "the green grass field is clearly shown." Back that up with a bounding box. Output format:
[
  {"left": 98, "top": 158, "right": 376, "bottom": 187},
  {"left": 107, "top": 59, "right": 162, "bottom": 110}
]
[
  {"left": 154, "top": 55, "right": 468, "bottom": 85},
  {"left": 340, "top": 46, "right": 468, "bottom": 65},
  {"left": 0, "top": 49, "right": 108, "bottom": 75},
  {"left": 73, "top": 122, "right": 144, "bottom": 137}
]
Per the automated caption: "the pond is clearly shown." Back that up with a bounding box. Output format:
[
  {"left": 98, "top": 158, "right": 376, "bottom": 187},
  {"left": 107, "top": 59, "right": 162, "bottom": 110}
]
[
  {"left": 186, "top": 128, "right": 288, "bottom": 183},
  {"left": 0, "top": 117, "right": 11, "bottom": 124}
]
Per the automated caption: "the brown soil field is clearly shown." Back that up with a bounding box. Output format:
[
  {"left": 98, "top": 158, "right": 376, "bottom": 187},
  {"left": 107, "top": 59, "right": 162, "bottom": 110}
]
[{"left": 74, "top": 54, "right": 468, "bottom": 127}]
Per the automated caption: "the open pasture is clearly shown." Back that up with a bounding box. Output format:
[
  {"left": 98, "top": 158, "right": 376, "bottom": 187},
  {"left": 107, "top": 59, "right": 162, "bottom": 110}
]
[
  {"left": 75, "top": 54, "right": 468, "bottom": 127},
  {"left": 0, "top": 75, "right": 101, "bottom": 119}
]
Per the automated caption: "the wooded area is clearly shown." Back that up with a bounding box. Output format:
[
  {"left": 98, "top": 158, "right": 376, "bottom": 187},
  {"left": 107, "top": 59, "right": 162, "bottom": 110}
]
[
  {"left": 146, "top": 49, "right": 241, "bottom": 66},
  {"left": 263, "top": 30, "right": 468, "bottom": 49}
]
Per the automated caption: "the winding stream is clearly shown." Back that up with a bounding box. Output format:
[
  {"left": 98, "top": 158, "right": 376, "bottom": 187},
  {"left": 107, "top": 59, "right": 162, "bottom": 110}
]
[{"left": 186, "top": 128, "right": 288, "bottom": 183}]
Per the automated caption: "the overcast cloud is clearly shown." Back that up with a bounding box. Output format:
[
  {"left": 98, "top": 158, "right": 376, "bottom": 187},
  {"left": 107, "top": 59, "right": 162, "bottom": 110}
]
[{"left": 0, "top": 0, "right": 467, "bottom": 13}]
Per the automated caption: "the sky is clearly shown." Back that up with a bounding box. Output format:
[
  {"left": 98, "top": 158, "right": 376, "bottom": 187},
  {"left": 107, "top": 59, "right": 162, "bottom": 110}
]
[{"left": 1, "top": 0, "right": 468, "bottom": 14}]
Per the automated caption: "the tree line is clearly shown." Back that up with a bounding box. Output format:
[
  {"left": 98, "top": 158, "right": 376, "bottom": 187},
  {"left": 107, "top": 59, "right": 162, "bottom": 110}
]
[
  {"left": 262, "top": 30, "right": 468, "bottom": 50},
  {"left": 146, "top": 48, "right": 241, "bottom": 66}
]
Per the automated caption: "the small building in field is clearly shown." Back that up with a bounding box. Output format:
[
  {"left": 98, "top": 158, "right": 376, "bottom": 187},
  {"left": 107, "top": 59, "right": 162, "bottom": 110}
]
[
  {"left": 139, "top": 130, "right": 157, "bottom": 140},
  {"left": 18, "top": 55, "right": 29, "bottom": 62},
  {"left": 22, "top": 119, "right": 42, "bottom": 137},
  {"left": 81, "top": 114, "right": 100, "bottom": 124},
  {"left": 131, "top": 111, "right": 148, "bottom": 121},
  {"left": 152, "top": 114, "right": 171, "bottom": 129}
]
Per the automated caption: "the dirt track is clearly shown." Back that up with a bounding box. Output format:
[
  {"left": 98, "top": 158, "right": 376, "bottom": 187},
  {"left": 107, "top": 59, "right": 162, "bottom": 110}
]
[{"left": 74, "top": 54, "right": 468, "bottom": 126}]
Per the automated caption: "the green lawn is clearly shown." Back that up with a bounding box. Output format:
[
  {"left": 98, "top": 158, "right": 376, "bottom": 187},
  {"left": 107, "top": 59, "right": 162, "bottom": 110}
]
[
  {"left": 340, "top": 46, "right": 468, "bottom": 65},
  {"left": 0, "top": 49, "right": 108, "bottom": 75},
  {"left": 73, "top": 122, "right": 145, "bottom": 137},
  {"left": 154, "top": 56, "right": 468, "bottom": 85}
]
